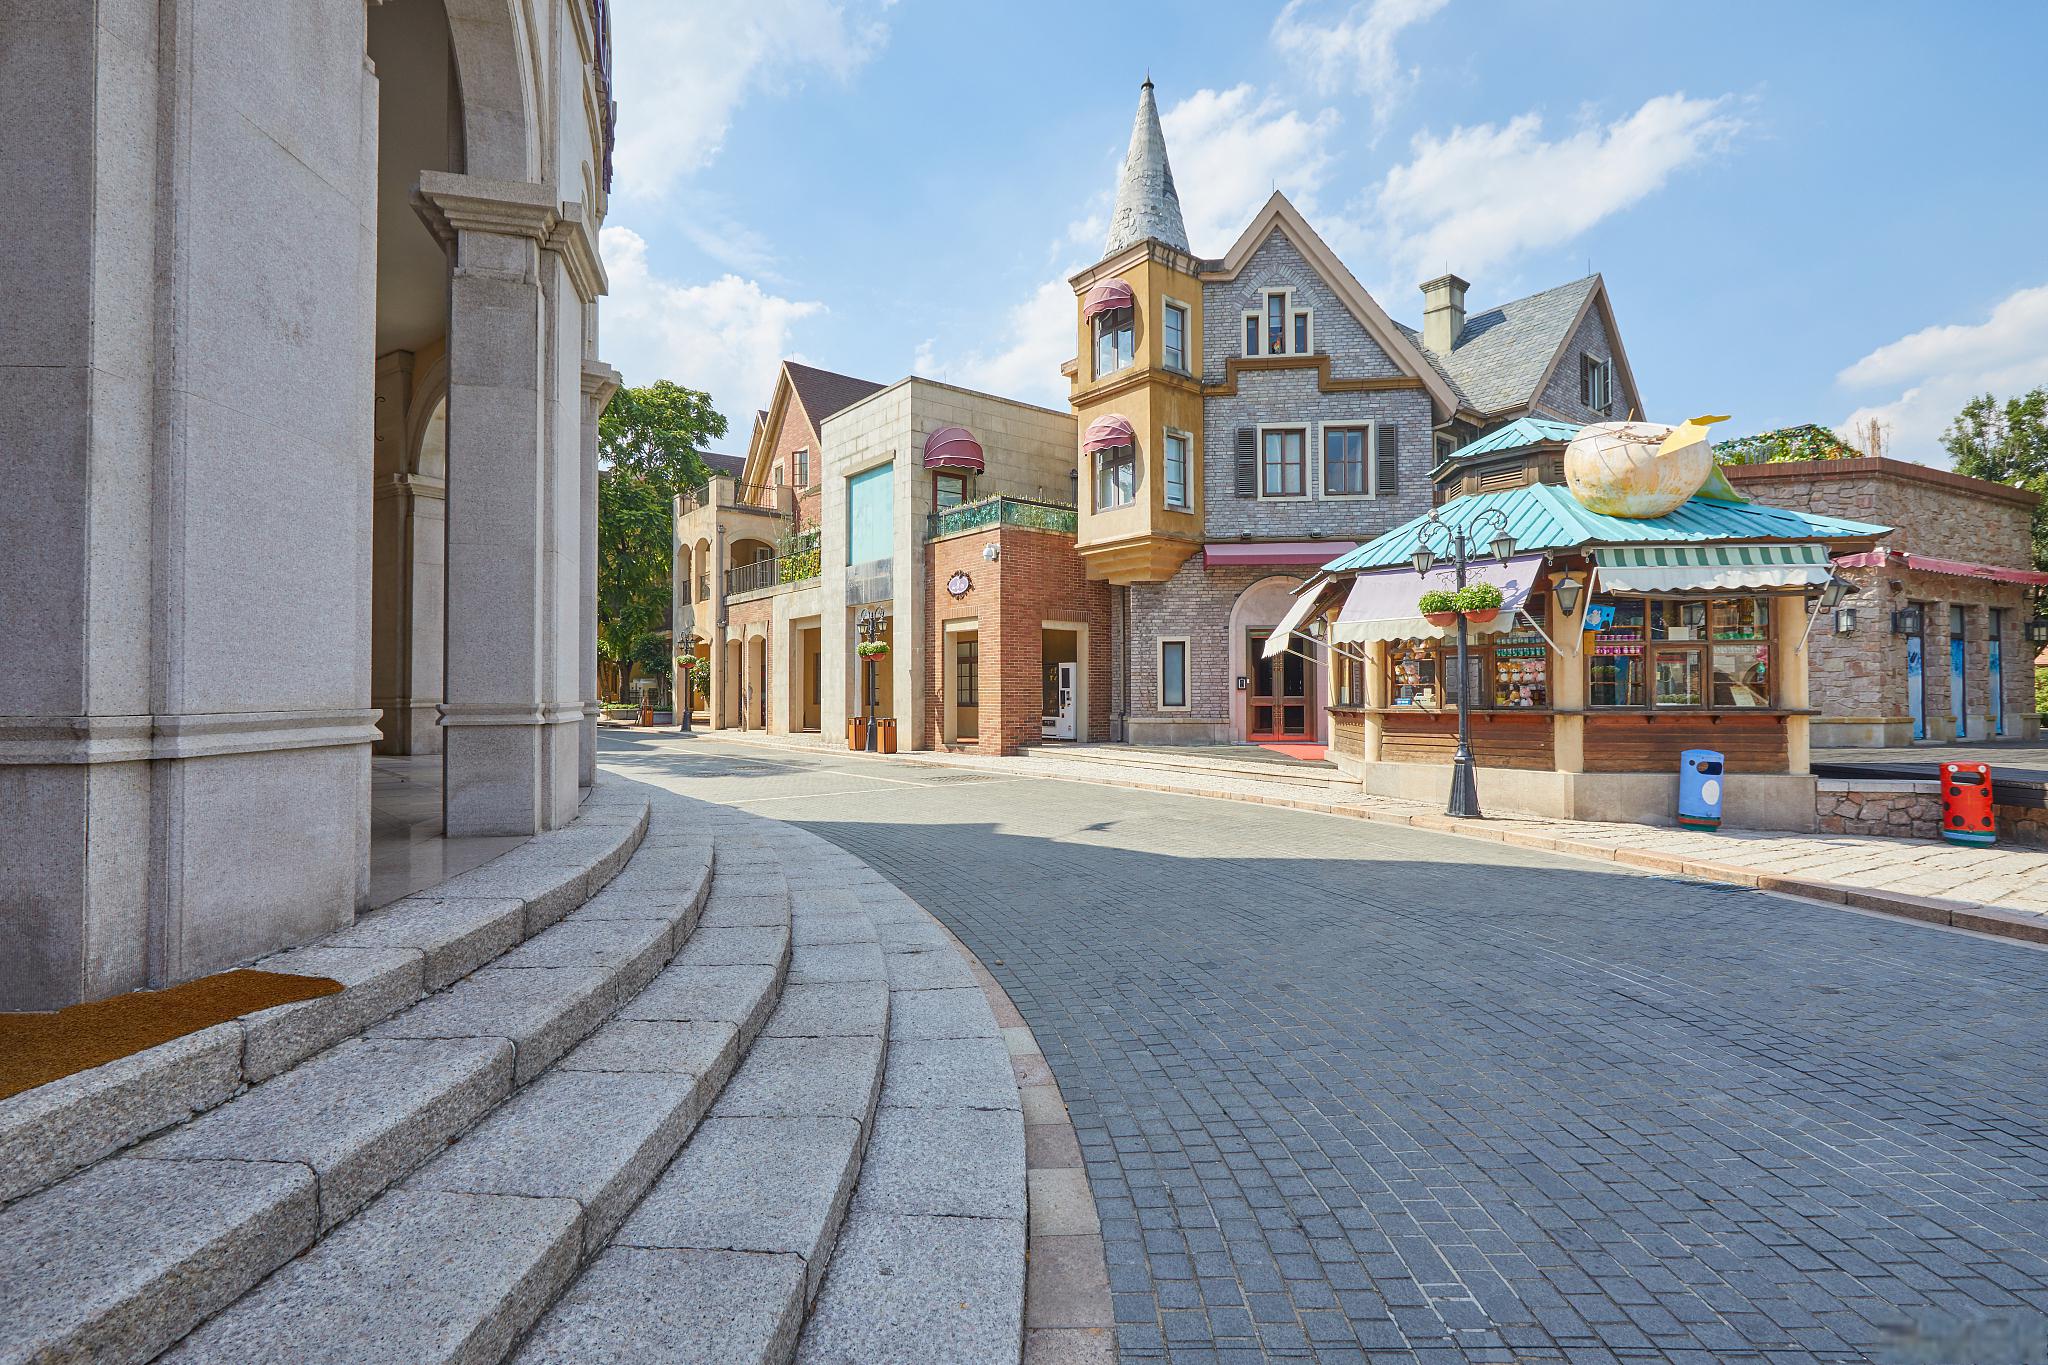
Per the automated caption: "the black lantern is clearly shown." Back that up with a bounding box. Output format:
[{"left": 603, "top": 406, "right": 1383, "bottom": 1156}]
[
  {"left": 2025, "top": 616, "right": 2048, "bottom": 646},
  {"left": 1890, "top": 605, "right": 1923, "bottom": 636}
]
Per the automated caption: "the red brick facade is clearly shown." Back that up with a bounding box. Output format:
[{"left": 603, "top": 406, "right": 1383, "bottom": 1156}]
[{"left": 924, "top": 526, "right": 1113, "bottom": 755}]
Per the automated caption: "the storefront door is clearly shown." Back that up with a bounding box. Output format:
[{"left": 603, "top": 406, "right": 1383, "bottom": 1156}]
[
  {"left": 1906, "top": 615, "right": 1925, "bottom": 739},
  {"left": 1990, "top": 609, "right": 2005, "bottom": 737},
  {"left": 1247, "top": 630, "right": 1310, "bottom": 739},
  {"left": 1043, "top": 662, "right": 1077, "bottom": 740},
  {"left": 1949, "top": 605, "right": 1968, "bottom": 739}
]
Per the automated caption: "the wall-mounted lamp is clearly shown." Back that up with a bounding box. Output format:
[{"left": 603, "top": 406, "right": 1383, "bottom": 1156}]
[
  {"left": 1816, "top": 577, "right": 1851, "bottom": 613},
  {"left": 1550, "top": 574, "right": 1584, "bottom": 618},
  {"left": 2025, "top": 615, "right": 2048, "bottom": 646},
  {"left": 982, "top": 542, "right": 999, "bottom": 562},
  {"left": 1833, "top": 606, "right": 1858, "bottom": 634},
  {"left": 1891, "top": 605, "right": 1923, "bottom": 636}
]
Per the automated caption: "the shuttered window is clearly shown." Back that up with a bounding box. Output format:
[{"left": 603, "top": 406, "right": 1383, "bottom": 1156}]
[
  {"left": 1234, "top": 427, "right": 1258, "bottom": 497},
  {"left": 1375, "top": 423, "right": 1399, "bottom": 496}
]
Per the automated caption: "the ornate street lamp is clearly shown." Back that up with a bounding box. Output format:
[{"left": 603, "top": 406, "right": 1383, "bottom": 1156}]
[{"left": 1412, "top": 505, "right": 1514, "bottom": 819}]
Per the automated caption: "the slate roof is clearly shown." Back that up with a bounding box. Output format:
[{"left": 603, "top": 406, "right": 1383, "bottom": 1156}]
[
  {"left": 1103, "top": 80, "right": 1190, "bottom": 255},
  {"left": 1321, "top": 483, "right": 1891, "bottom": 573},
  {"left": 784, "top": 361, "right": 886, "bottom": 430},
  {"left": 1399, "top": 276, "right": 1600, "bottom": 418},
  {"left": 700, "top": 451, "right": 745, "bottom": 479}
]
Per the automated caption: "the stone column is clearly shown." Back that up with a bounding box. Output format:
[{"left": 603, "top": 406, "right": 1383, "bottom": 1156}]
[
  {"left": 579, "top": 356, "right": 621, "bottom": 786},
  {"left": 1548, "top": 574, "right": 1589, "bottom": 774},
  {"left": 371, "top": 351, "right": 447, "bottom": 755},
  {"left": 415, "top": 174, "right": 606, "bottom": 836}
]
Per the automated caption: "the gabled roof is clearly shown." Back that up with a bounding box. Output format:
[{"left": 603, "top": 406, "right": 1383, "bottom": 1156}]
[
  {"left": 1205, "top": 193, "right": 1462, "bottom": 418},
  {"left": 1400, "top": 276, "right": 1603, "bottom": 417},
  {"left": 1103, "top": 79, "right": 1189, "bottom": 256},
  {"left": 1321, "top": 483, "right": 1891, "bottom": 573},
  {"left": 1444, "top": 417, "right": 1582, "bottom": 461},
  {"left": 700, "top": 451, "right": 745, "bottom": 479},
  {"left": 783, "top": 361, "right": 885, "bottom": 430}
]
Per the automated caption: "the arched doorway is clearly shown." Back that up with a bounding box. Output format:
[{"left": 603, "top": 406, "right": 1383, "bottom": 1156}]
[{"left": 1229, "top": 576, "right": 1320, "bottom": 745}]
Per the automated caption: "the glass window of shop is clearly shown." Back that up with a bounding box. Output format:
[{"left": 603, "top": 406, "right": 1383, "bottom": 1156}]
[
  {"left": 1386, "top": 598, "right": 1549, "bottom": 710},
  {"left": 1588, "top": 595, "right": 1771, "bottom": 710}
]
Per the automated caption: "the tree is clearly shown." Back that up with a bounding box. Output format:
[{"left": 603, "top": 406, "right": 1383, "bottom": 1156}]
[
  {"left": 1943, "top": 388, "right": 2048, "bottom": 573},
  {"left": 1713, "top": 424, "right": 1867, "bottom": 465},
  {"left": 596, "top": 381, "right": 726, "bottom": 701}
]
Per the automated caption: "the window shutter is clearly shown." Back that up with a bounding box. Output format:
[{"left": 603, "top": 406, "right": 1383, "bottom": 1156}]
[
  {"left": 1234, "top": 427, "right": 1257, "bottom": 497},
  {"left": 1580, "top": 356, "right": 1592, "bottom": 406},
  {"left": 1375, "top": 423, "right": 1398, "bottom": 496}
]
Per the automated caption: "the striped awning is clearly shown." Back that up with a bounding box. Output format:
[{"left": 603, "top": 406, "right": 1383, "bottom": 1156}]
[
  {"left": 1081, "top": 280, "right": 1135, "bottom": 321},
  {"left": 1594, "top": 543, "right": 1832, "bottom": 594}
]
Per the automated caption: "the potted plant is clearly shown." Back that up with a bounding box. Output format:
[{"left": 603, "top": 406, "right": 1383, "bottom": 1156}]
[
  {"left": 1418, "top": 588, "right": 1459, "bottom": 628},
  {"left": 1455, "top": 582, "right": 1504, "bottom": 625},
  {"left": 856, "top": 640, "right": 891, "bottom": 659}
]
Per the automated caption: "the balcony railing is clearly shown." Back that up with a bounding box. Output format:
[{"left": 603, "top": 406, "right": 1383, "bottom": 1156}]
[
  {"left": 725, "top": 558, "right": 778, "bottom": 595},
  {"left": 926, "top": 495, "right": 1078, "bottom": 542}
]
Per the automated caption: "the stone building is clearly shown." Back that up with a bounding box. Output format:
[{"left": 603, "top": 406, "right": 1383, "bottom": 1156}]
[
  {"left": 673, "top": 372, "right": 1101, "bottom": 754},
  {"left": 1723, "top": 457, "right": 2046, "bottom": 745},
  {"left": 5, "top": 0, "right": 618, "bottom": 1007},
  {"left": 1067, "top": 80, "right": 1644, "bottom": 747}
]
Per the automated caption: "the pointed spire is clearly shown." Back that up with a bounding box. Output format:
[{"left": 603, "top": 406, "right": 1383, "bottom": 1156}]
[{"left": 1103, "top": 77, "right": 1188, "bottom": 257}]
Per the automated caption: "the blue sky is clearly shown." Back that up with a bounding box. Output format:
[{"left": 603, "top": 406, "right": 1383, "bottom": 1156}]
[{"left": 600, "top": 0, "right": 2048, "bottom": 464}]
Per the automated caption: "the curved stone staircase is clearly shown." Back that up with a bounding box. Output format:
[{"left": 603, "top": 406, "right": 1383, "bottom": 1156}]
[{"left": 0, "top": 778, "right": 1026, "bottom": 1365}]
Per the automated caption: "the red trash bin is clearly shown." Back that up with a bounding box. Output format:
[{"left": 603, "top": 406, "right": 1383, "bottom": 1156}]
[{"left": 1939, "top": 761, "right": 1995, "bottom": 846}]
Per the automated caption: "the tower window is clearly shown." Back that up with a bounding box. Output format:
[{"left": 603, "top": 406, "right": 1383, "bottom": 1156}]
[
  {"left": 1094, "top": 307, "right": 1135, "bottom": 378},
  {"left": 1094, "top": 444, "right": 1137, "bottom": 510},
  {"left": 1163, "top": 302, "right": 1188, "bottom": 372}
]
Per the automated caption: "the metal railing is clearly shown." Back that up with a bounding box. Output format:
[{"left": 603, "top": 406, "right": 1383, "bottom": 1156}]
[
  {"left": 926, "top": 495, "right": 1078, "bottom": 542},
  {"left": 725, "top": 558, "right": 777, "bottom": 595}
]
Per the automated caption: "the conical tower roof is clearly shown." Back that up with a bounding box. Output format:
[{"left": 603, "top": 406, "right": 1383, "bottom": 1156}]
[{"left": 1102, "top": 78, "right": 1189, "bottom": 256}]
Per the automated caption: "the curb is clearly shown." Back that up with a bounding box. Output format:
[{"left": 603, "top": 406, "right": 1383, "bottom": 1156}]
[{"left": 691, "top": 730, "right": 2048, "bottom": 950}]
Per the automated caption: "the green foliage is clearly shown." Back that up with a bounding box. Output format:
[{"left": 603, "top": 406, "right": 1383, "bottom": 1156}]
[
  {"left": 630, "top": 633, "right": 671, "bottom": 679},
  {"left": 1944, "top": 388, "right": 2048, "bottom": 573},
  {"left": 1417, "top": 588, "right": 1458, "bottom": 615},
  {"left": 1712, "top": 424, "right": 1866, "bottom": 466},
  {"left": 2037, "top": 664, "right": 2048, "bottom": 718},
  {"left": 596, "top": 382, "right": 727, "bottom": 692},
  {"left": 1453, "top": 583, "right": 1504, "bottom": 612},
  {"left": 856, "top": 641, "right": 891, "bottom": 658},
  {"left": 777, "top": 528, "right": 821, "bottom": 583}
]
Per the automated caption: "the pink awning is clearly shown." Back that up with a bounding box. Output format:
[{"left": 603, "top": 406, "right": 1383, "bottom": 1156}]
[
  {"left": 1204, "top": 541, "right": 1358, "bottom": 568},
  {"left": 1082, "top": 415, "right": 1136, "bottom": 453},
  {"left": 1081, "top": 280, "right": 1135, "bottom": 321},
  {"left": 922, "top": 425, "right": 985, "bottom": 472},
  {"left": 1833, "top": 548, "right": 2048, "bottom": 586}
]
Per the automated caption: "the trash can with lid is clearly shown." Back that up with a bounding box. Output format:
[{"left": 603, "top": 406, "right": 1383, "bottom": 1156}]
[
  {"left": 1940, "top": 761, "right": 1996, "bottom": 846},
  {"left": 1678, "top": 749, "right": 1724, "bottom": 830}
]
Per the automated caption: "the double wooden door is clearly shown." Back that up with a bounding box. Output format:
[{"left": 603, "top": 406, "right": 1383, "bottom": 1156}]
[{"left": 1247, "top": 629, "right": 1310, "bottom": 739}]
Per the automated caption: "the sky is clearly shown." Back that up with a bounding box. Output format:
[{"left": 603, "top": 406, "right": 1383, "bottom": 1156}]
[{"left": 598, "top": 0, "right": 2048, "bottom": 466}]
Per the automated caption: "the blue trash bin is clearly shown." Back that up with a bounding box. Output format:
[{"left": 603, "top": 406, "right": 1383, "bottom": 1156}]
[{"left": 1678, "top": 749, "right": 1724, "bottom": 830}]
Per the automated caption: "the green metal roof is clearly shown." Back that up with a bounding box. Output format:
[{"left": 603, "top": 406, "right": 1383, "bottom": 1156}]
[
  {"left": 1444, "top": 416, "right": 1582, "bottom": 461},
  {"left": 1319, "top": 482, "right": 1891, "bottom": 574}
]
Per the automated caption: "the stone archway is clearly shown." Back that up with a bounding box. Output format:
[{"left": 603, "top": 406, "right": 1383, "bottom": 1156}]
[{"left": 1227, "top": 575, "right": 1318, "bottom": 743}]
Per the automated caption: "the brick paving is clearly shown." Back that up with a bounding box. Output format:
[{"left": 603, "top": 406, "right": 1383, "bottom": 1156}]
[{"left": 605, "top": 733, "right": 2048, "bottom": 1364}]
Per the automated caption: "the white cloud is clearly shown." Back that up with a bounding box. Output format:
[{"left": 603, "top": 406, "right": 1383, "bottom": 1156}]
[
  {"left": 607, "top": 0, "right": 891, "bottom": 201},
  {"left": 1270, "top": 0, "right": 1449, "bottom": 128},
  {"left": 1160, "top": 86, "right": 1341, "bottom": 256},
  {"left": 913, "top": 275, "right": 1077, "bottom": 409},
  {"left": 1353, "top": 93, "right": 1743, "bottom": 293},
  {"left": 600, "top": 225, "right": 823, "bottom": 429},
  {"left": 1836, "top": 284, "right": 2048, "bottom": 462}
]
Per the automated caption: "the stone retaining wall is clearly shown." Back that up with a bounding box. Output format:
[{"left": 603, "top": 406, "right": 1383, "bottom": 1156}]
[{"left": 1818, "top": 778, "right": 2048, "bottom": 847}]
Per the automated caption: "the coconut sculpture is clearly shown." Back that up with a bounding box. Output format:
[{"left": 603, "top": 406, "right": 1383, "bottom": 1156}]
[{"left": 1564, "top": 414, "right": 1743, "bottom": 518}]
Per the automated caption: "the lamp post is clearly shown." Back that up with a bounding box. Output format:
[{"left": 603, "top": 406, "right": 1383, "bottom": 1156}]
[
  {"left": 856, "top": 607, "right": 886, "bottom": 751},
  {"left": 1410, "top": 506, "right": 1515, "bottom": 819}
]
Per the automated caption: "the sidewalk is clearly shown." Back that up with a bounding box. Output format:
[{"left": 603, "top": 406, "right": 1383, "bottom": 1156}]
[{"left": 697, "top": 728, "right": 2048, "bottom": 947}]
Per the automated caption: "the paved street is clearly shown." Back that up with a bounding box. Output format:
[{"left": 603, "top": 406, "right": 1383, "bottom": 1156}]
[{"left": 603, "top": 733, "right": 2048, "bottom": 1365}]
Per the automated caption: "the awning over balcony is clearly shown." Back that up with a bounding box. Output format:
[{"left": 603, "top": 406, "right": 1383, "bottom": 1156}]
[
  {"left": 1593, "top": 543, "right": 1832, "bottom": 593},
  {"left": 921, "top": 425, "right": 985, "bottom": 472},
  {"left": 1833, "top": 548, "right": 2048, "bottom": 586},
  {"left": 1203, "top": 540, "right": 1358, "bottom": 568},
  {"left": 1082, "top": 414, "right": 1136, "bottom": 453},
  {"left": 1332, "top": 554, "right": 1547, "bottom": 644},
  {"left": 1080, "top": 280, "right": 1135, "bottom": 321}
]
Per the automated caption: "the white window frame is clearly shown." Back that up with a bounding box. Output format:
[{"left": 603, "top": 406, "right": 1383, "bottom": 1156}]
[
  {"left": 1583, "top": 354, "right": 1614, "bottom": 415},
  {"left": 1245, "top": 290, "right": 1313, "bottom": 358},
  {"left": 1161, "top": 297, "right": 1191, "bottom": 374},
  {"left": 1319, "top": 423, "right": 1375, "bottom": 501},
  {"left": 1163, "top": 428, "right": 1192, "bottom": 510},
  {"left": 1093, "top": 444, "right": 1138, "bottom": 512},
  {"left": 1157, "top": 637, "right": 1192, "bottom": 711},
  {"left": 1093, "top": 306, "right": 1135, "bottom": 380},
  {"left": 1255, "top": 423, "right": 1310, "bottom": 500}
]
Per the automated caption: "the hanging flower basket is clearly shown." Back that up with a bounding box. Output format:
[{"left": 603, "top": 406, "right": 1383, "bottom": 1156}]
[
  {"left": 1418, "top": 588, "right": 1458, "bottom": 628},
  {"left": 1454, "top": 583, "right": 1504, "bottom": 624},
  {"left": 1423, "top": 611, "right": 1458, "bottom": 627},
  {"left": 856, "top": 641, "right": 891, "bottom": 659},
  {"left": 1464, "top": 608, "right": 1500, "bottom": 625}
]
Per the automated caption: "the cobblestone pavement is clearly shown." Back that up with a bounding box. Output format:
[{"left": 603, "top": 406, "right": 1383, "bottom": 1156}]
[{"left": 603, "top": 733, "right": 2048, "bottom": 1364}]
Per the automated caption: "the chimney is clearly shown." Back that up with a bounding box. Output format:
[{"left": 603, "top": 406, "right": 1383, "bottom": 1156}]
[{"left": 1420, "top": 273, "right": 1469, "bottom": 355}]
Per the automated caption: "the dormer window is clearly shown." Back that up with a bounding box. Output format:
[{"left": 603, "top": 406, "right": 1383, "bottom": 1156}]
[
  {"left": 1266, "top": 295, "right": 1285, "bottom": 352},
  {"left": 1582, "top": 355, "right": 1614, "bottom": 416},
  {"left": 1094, "top": 306, "right": 1135, "bottom": 378}
]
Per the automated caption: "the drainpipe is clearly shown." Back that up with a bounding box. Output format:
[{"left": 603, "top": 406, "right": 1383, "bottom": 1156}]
[{"left": 1116, "top": 584, "right": 1131, "bottom": 743}]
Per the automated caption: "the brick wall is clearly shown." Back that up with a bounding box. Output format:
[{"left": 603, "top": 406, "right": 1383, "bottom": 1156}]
[
  {"left": 755, "top": 398, "right": 822, "bottom": 508},
  {"left": 1125, "top": 559, "right": 1300, "bottom": 734},
  {"left": 923, "top": 525, "right": 1110, "bottom": 756},
  {"left": 1538, "top": 303, "right": 1638, "bottom": 423},
  {"left": 1198, "top": 228, "right": 1437, "bottom": 541},
  {"left": 1727, "top": 459, "right": 2042, "bottom": 735}
]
